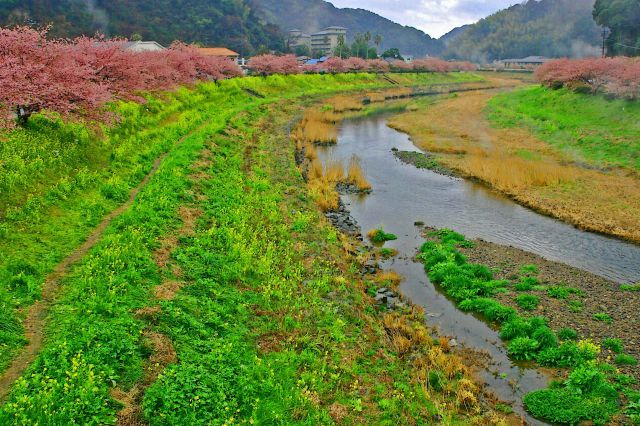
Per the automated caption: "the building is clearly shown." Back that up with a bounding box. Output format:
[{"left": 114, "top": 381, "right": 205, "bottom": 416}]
[
  {"left": 197, "top": 47, "right": 241, "bottom": 63},
  {"left": 310, "top": 26, "right": 347, "bottom": 56},
  {"left": 288, "top": 30, "right": 312, "bottom": 52},
  {"left": 500, "top": 56, "right": 550, "bottom": 69},
  {"left": 123, "top": 41, "right": 166, "bottom": 52}
]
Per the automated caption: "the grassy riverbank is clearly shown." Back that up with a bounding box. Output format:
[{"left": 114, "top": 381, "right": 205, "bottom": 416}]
[
  {"left": 418, "top": 228, "right": 640, "bottom": 425},
  {"left": 0, "top": 73, "right": 515, "bottom": 424},
  {"left": 388, "top": 83, "right": 640, "bottom": 243}
]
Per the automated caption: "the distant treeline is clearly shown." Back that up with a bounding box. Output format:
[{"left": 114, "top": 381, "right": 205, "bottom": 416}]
[{"left": 0, "top": 0, "right": 284, "bottom": 55}]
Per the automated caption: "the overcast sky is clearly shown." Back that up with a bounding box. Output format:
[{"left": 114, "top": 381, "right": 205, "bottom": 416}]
[{"left": 326, "top": 0, "right": 523, "bottom": 38}]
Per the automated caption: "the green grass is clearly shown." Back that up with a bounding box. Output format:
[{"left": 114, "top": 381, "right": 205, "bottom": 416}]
[
  {"left": 0, "top": 72, "right": 481, "bottom": 372},
  {"left": 0, "top": 72, "right": 493, "bottom": 424},
  {"left": 487, "top": 86, "right": 640, "bottom": 171}
]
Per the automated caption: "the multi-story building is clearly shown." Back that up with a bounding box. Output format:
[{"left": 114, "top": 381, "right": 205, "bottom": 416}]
[
  {"left": 310, "top": 26, "right": 347, "bottom": 56},
  {"left": 288, "top": 29, "right": 312, "bottom": 52}
]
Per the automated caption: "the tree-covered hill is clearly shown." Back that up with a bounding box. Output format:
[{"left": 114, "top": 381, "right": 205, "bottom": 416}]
[
  {"left": 0, "top": 0, "right": 284, "bottom": 54},
  {"left": 443, "top": 0, "right": 601, "bottom": 62},
  {"left": 253, "top": 0, "right": 443, "bottom": 57}
]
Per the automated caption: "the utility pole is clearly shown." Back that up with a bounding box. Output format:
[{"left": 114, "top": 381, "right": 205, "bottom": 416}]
[{"left": 601, "top": 27, "right": 610, "bottom": 57}]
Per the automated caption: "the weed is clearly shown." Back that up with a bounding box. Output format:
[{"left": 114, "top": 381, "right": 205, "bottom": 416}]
[
  {"left": 547, "top": 285, "right": 583, "bottom": 299},
  {"left": 557, "top": 328, "right": 578, "bottom": 341},
  {"left": 602, "top": 338, "right": 624, "bottom": 354},
  {"left": 368, "top": 228, "right": 398, "bottom": 243},
  {"left": 508, "top": 337, "right": 539, "bottom": 361},
  {"left": 620, "top": 283, "right": 640, "bottom": 292},
  {"left": 615, "top": 354, "right": 638, "bottom": 366},
  {"left": 379, "top": 248, "right": 398, "bottom": 258},
  {"left": 532, "top": 327, "right": 558, "bottom": 350},
  {"left": 519, "top": 264, "right": 539, "bottom": 276},
  {"left": 516, "top": 294, "right": 540, "bottom": 311},
  {"left": 515, "top": 276, "right": 538, "bottom": 291},
  {"left": 593, "top": 313, "right": 613, "bottom": 324},
  {"left": 568, "top": 300, "right": 583, "bottom": 313}
]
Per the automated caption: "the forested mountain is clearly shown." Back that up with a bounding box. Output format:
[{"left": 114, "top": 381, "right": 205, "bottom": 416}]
[
  {"left": 253, "top": 0, "right": 442, "bottom": 57},
  {"left": 443, "top": 0, "right": 601, "bottom": 62},
  {"left": 0, "top": 0, "right": 284, "bottom": 54}
]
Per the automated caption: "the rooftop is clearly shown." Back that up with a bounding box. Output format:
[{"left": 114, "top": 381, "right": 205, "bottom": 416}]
[
  {"left": 197, "top": 47, "right": 240, "bottom": 57},
  {"left": 501, "top": 56, "right": 550, "bottom": 63}
]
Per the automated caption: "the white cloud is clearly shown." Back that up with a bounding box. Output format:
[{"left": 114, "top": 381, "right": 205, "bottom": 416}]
[{"left": 326, "top": 0, "right": 523, "bottom": 37}]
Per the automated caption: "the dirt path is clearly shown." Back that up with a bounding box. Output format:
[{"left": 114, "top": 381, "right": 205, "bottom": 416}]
[
  {"left": 0, "top": 120, "right": 210, "bottom": 402},
  {"left": 388, "top": 86, "right": 640, "bottom": 243}
]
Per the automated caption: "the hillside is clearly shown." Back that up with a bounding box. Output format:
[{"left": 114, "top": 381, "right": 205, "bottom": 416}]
[
  {"left": 443, "top": 0, "right": 601, "bottom": 62},
  {"left": 253, "top": 0, "right": 442, "bottom": 57},
  {"left": 0, "top": 0, "right": 284, "bottom": 54}
]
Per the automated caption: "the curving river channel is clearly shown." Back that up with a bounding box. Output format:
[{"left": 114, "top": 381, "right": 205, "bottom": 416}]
[{"left": 316, "top": 113, "right": 640, "bottom": 424}]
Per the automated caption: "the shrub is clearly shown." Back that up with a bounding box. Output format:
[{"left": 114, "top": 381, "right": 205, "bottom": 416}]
[
  {"left": 535, "top": 57, "right": 640, "bottom": 100},
  {"left": 593, "top": 313, "right": 613, "bottom": 324},
  {"left": 516, "top": 294, "right": 540, "bottom": 311},
  {"left": 615, "top": 354, "right": 638, "bottom": 366},
  {"left": 558, "top": 327, "right": 578, "bottom": 341},
  {"left": 602, "top": 338, "right": 624, "bottom": 354},
  {"left": 508, "top": 337, "right": 539, "bottom": 360}
]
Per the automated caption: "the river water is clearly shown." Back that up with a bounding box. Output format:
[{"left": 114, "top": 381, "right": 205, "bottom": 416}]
[{"left": 316, "top": 113, "right": 640, "bottom": 424}]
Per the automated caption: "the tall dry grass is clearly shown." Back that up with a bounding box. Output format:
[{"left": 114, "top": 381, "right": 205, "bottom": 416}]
[
  {"left": 347, "top": 156, "right": 372, "bottom": 191},
  {"left": 454, "top": 150, "right": 578, "bottom": 191},
  {"left": 366, "top": 92, "right": 386, "bottom": 103},
  {"left": 293, "top": 111, "right": 338, "bottom": 145},
  {"left": 327, "top": 95, "right": 363, "bottom": 113}
]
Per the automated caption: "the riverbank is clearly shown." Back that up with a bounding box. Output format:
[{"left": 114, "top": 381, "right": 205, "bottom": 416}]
[
  {"left": 418, "top": 228, "right": 639, "bottom": 425},
  {"left": 0, "top": 73, "right": 515, "bottom": 424},
  {"left": 388, "top": 85, "right": 640, "bottom": 244}
]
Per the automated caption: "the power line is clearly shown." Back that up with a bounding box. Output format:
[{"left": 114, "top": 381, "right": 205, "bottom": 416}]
[{"left": 613, "top": 42, "right": 640, "bottom": 51}]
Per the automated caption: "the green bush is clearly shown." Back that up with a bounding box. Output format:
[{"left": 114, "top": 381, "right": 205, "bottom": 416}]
[
  {"left": 602, "top": 338, "right": 624, "bottom": 354},
  {"left": 558, "top": 327, "right": 578, "bottom": 341},
  {"left": 508, "top": 337, "right": 539, "bottom": 360},
  {"left": 615, "top": 354, "right": 638, "bottom": 366},
  {"left": 516, "top": 294, "right": 540, "bottom": 311}
]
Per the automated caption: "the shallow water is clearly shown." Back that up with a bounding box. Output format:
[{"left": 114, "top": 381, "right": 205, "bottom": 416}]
[{"left": 317, "top": 114, "right": 640, "bottom": 423}]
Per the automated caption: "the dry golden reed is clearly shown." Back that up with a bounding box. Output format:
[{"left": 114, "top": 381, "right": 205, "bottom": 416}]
[
  {"left": 327, "top": 95, "right": 363, "bottom": 113},
  {"left": 347, "top": 156, "right": 372, "bottom": 191}
]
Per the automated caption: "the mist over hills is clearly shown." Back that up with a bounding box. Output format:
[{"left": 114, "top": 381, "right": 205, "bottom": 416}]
[
  {"left": 442, "top": 0, "right": 601, "bottom": 62},
  {"left": 253, "top": 0, "right": 443, "bottom": 57}
]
